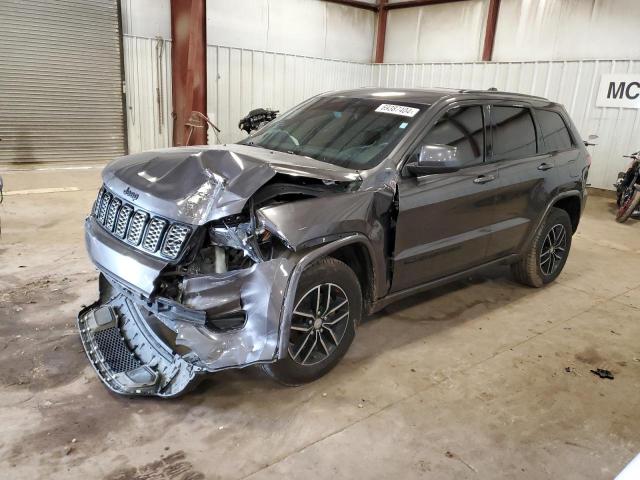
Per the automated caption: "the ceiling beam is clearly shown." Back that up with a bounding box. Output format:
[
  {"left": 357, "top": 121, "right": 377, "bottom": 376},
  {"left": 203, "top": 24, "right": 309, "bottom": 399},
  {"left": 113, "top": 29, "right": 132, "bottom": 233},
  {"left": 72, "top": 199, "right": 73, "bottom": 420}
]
[
  {"left": 385, "top": 0, "right": 469, "bottom": 9},
  {"left": 481, "top": 0, "right": 501, "bottom": 61},
  {"left": 323, "top": 0, "right": 378, "bottom": 11}
]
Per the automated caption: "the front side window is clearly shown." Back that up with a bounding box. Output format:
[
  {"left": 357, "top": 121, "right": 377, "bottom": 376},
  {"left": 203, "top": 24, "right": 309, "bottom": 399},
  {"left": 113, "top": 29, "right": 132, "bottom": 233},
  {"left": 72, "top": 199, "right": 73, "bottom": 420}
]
[
  {"left": 536, "top": 109, "right": 574, "bottom": 153},
  {"left": 240, "top": 97, "right": 425, "bottom": 170},
  {"left": 490, "top": 106, "right": 537, "bottom": 161},
  {"left": 411, "top": 105, "right": 485, "bottom": 167}
]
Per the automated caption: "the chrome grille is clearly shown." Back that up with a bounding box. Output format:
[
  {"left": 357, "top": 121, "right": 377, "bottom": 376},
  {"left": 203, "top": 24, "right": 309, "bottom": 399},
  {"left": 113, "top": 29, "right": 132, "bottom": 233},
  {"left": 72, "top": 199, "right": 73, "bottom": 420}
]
[
  {"left": 161, "top": 224, "right": 191, "bottom": 259},
  {"left": 114, "top": 204, "right": 133, "bottom": 238},
  {"left": 92, "top": 186, "right": 192, "bottom": 260},
  {"left": 93, "top": 187, "right": 104, "bottom": 216},
  {"left": 142, "top": 218, "right": 167, "bottom": 252},
  {"left": 105, "top": 198, "right": 121, "bottom": 231},
  {"left": 127, "top": 211, "right": 148, "bottom": 246},
  {"left": 98, "top": 191, "right": 111, "bottom": 223}
]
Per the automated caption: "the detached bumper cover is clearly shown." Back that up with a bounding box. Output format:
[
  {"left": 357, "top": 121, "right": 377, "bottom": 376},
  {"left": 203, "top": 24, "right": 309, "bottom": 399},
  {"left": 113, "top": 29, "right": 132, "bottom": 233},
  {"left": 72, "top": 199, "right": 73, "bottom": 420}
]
[{"left": 77, "top": 294, "right": 202, "bottom": 397}]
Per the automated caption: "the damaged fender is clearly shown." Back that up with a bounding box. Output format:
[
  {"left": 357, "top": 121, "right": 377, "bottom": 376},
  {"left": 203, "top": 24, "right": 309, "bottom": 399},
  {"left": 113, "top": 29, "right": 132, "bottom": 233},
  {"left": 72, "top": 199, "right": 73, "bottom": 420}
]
[{"left": 256, "top": 189, "right": 393, "bottom": 301}]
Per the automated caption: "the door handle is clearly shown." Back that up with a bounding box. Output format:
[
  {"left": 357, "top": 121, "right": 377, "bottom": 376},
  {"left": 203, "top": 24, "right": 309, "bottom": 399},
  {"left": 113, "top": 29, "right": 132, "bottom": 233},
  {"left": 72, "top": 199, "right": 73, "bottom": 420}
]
[
  {"left": 538, "top": 162, "right": 554, "bottom": 171},
  {"left": 473, "top": 174, "right": 496, "bottom": 184}
]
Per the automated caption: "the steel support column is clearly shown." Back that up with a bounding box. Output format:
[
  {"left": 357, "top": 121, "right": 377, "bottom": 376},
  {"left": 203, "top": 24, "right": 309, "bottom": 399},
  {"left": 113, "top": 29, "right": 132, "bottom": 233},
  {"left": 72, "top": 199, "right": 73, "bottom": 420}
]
[
  {"left": 374, "top": 0, "right": 388, "bottom": 63},
  {"left": 171, "top": 0, "right": 207, "bottom": 146},
  {"left": 482, "top": 0, "right": 501, "bottom": 61}
]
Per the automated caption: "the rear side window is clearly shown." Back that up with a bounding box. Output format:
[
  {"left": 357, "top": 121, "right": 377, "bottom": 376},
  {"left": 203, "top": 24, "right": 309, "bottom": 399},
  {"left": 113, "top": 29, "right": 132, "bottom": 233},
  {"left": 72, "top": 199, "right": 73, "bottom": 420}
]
[
  {"left": 536, "top": 109, "right": 574, "bottom": 153},
  {"left": 413, "top": 105, "right": 485, "bottom": 167},
  {"left": 490, "top": 106, "right": 537, "bottom": 161}
]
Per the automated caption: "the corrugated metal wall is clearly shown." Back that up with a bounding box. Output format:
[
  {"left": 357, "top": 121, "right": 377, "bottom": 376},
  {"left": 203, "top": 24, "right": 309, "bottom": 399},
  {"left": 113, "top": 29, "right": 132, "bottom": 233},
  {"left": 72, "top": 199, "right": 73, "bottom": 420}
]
[
  {"left": 0, "top": 0, "right": 125, "bottom": 163},
  {"left": 206, "top": 45, "right": 372, "bottom": 145},
  {"left": 202, "top": 49, "right": 639, "bottom": 189},
  {"left": 122, "top": 35, "right": 173, "bottom": 153},
  {"left": 370, "top": 60, "right": 640, "bottom": 190},
  {"left": 124, "top": 36, "right": 638, "bottom": 190}
]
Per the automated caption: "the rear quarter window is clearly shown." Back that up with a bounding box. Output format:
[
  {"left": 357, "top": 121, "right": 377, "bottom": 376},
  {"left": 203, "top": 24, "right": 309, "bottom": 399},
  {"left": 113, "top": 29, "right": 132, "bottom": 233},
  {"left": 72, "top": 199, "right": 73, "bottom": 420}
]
[{"left": 536, "top": 109, "right": 574, "bottom": 153}]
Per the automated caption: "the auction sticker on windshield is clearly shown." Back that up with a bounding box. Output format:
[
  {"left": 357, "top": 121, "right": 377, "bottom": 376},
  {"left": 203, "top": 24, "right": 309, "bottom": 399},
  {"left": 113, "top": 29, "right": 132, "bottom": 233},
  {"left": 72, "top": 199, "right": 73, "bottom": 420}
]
[{"left": 375, "top": 104, "right": 420, "bottom": 117}]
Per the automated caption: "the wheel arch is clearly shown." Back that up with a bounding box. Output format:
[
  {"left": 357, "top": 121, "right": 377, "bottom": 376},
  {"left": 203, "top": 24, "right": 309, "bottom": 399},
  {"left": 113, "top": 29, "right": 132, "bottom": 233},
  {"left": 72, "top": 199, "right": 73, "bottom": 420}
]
[
  {"left": 328, "top": 242, "right": 375, "bottom": 311},
  {"left": 276, "top": 234, "right": 377, "bottom": 360},
  {"left": 552, "top": 194, "right": 582, "bottom": 233}
]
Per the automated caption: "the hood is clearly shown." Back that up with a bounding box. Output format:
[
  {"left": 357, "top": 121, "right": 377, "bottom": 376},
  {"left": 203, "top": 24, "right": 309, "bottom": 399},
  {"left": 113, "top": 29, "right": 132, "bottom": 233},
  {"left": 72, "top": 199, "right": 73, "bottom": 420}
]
[{"left": 102, "top": 144, "right": 361, "bottom": 226}]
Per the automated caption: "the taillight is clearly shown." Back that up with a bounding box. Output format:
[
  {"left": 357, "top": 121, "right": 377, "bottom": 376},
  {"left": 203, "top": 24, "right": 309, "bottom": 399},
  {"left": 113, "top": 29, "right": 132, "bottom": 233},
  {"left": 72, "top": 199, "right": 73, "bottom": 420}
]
[{"left": 586, "top": 152, "right": 592, "bottom": 167}]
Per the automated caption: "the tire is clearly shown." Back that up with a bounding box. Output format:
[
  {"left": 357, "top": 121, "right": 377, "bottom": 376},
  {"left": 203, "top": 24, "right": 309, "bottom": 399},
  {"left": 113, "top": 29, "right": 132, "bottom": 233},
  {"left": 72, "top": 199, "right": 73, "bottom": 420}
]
[
  {"left": 511, "top": 207, "right": 573, "bottom": 288},
  {"left": 616, "top": 189, "right": 640, "bottom": 223},
  {"left": 262, "top": 257, "right": 362, "bottom": 386}
]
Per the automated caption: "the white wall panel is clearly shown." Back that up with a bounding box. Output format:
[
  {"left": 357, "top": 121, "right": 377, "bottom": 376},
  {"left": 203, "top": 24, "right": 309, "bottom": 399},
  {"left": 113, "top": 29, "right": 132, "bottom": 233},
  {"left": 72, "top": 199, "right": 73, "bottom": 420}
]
[
  {"left": 370, "top": 59, "right": 640, "bottom": 190},
  {"left": 123, "top": 35, "right": 173, "bottom": 153},
  {"left": 384, "top": 0, "right": 487, "bottom": 63},
  {"left": 207, "top": 45, "right": 372, "bottom": 144},
  {"left": 494, "top": 0, "right": 640, "bottom": 61},
  {"left": 325, "top": 3, "right": 376, "bottom": 62},
  {"left": 206, "top": 0, "right": 375, "bottom": 62},
  {"left": 121, "top": 0, "right": 171, "bottom": 40}
]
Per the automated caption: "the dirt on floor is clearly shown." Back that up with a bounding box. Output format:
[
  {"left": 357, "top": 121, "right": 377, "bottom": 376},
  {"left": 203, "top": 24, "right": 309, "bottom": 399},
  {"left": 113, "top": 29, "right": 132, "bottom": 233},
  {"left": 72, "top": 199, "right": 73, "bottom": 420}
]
[{"left": 0, "top": 167, "right": 639, "bottom": 480}]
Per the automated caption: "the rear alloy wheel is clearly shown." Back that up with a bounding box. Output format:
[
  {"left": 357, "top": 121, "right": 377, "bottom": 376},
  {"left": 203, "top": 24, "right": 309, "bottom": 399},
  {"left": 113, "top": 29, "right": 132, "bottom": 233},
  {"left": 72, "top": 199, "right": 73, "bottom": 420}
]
[
  {"left": 512, "top": 207, "right": 573, "bottom": 287},
  {"left": 539, "top": 224, "right": 568, "bottom": 277},
  {"left": 262, "top": 257, "right": 361, "bottom": 385}
]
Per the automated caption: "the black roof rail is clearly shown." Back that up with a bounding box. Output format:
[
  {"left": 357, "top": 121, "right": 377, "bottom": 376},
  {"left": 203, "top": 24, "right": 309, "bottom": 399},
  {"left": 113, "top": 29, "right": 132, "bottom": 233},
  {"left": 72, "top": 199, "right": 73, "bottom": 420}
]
[{"left": 457, "top": 88, "right": 548, "bottom": 101}]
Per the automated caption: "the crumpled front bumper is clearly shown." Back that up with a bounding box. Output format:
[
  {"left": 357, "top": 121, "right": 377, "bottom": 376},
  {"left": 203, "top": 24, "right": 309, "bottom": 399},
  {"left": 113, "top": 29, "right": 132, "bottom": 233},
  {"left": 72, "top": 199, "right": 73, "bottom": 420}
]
[{"left": 79, "top": 217, "right": 299, "bottom": 396}]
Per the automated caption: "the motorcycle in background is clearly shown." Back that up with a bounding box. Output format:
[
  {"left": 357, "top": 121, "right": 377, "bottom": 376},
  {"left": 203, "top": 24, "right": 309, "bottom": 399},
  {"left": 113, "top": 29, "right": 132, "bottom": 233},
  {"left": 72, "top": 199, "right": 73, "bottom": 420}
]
[{"left": 614, "top": 150, "right": 640, "bottom": 223}]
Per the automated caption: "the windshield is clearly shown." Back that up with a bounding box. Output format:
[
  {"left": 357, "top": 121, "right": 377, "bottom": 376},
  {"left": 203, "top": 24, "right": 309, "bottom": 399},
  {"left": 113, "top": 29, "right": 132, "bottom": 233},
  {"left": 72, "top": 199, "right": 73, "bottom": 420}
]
[{"left": 239, "top": 96, "right": 425, "bottom": 170}]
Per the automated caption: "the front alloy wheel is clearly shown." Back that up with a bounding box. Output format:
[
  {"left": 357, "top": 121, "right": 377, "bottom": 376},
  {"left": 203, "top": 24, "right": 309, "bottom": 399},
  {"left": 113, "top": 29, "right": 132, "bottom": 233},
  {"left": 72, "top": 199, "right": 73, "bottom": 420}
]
[
  {"left": 289, "top": 283, "right": 350, "bottom": 366},
  {"left": 262, "top": 257, "right": 361, "bottom": 385}
]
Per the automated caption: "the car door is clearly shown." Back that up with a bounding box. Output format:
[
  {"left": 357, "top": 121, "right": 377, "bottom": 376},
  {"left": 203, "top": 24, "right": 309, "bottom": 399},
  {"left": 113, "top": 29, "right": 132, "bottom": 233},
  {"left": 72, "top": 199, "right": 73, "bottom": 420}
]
[
  {"left": 391, "top": 104, "right": 499, "bottom": 293},
  {"left": 485, "top": 104, "right": 558, "bottom": 259}
]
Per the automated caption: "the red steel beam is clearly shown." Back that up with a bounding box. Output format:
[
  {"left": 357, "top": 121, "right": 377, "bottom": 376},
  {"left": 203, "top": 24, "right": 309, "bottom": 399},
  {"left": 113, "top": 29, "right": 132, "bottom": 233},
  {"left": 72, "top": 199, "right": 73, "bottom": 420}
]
[
  {"left": 481, "top": 0, "right": 501, "bottom": 61},
  {"left": 171, "top": 0, "right": 207, "bottom": 146},
  {"left": 374, "top": 0, "right": 388, "bottom": 63},
  {"left": 385, "top": 0, "right": 469, "bottom": 9},
  {"left": 323, "top": 0, "right": 378, "bottom": 11}
]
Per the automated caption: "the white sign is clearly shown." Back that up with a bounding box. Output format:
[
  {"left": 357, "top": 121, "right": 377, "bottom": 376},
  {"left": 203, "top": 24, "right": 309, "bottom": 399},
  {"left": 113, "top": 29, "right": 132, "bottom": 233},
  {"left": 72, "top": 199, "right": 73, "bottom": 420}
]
[
  {"left": 375, "top": 103, "right": 420, "bottom": 117},
  {"left": 596, "top": 74, "right": 640, "bottom": 108}
]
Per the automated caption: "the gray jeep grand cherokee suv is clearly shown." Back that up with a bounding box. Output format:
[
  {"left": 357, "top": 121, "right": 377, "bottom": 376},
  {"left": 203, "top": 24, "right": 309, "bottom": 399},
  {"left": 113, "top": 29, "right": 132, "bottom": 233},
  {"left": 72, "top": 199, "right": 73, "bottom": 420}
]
[{"left": 79, "top": 88, "right": 590, "bottom": 397}]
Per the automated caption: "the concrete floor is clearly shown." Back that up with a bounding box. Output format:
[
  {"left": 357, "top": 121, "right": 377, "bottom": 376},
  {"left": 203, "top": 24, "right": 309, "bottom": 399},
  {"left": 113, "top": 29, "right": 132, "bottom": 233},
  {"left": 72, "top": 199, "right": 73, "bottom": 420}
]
[{"left": 0, "top": 165, "right": 639, "bottom": 480}]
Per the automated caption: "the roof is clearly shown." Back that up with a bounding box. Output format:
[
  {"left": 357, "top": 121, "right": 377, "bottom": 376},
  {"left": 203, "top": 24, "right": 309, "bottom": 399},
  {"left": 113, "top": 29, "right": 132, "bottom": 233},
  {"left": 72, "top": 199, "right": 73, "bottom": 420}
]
[{"left": 326, "top": 87, "right": 550, "bottom": 106}]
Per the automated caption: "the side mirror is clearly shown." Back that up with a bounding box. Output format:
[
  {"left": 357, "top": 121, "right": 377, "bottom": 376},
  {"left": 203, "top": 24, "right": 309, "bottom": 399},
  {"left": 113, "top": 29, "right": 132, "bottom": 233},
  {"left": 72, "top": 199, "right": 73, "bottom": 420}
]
[{"left": 407, "top": 144, "right": 462, "bottom": 176}]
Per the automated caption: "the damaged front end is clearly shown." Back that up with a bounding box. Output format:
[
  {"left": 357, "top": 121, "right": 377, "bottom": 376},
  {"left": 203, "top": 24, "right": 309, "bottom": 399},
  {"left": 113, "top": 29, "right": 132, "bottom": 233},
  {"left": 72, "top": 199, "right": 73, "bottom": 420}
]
[{"left": 77, "top": 145, "right": 376, "bottom": 397}]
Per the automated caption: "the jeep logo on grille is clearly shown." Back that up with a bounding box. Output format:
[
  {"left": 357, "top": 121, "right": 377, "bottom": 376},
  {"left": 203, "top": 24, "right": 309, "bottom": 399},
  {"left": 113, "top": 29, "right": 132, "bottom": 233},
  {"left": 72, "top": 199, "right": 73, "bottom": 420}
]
[{"left": 123, "top": 187, "right": 139, "bottom": 201}]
